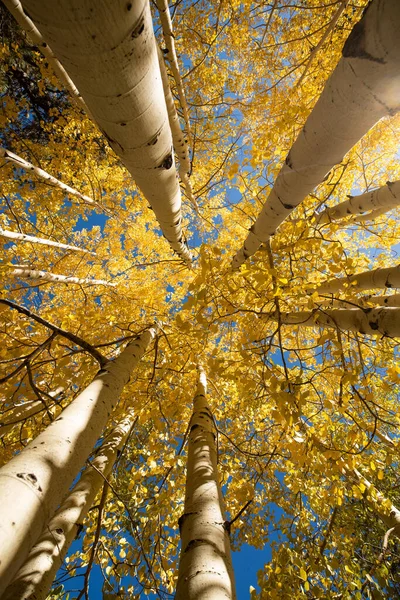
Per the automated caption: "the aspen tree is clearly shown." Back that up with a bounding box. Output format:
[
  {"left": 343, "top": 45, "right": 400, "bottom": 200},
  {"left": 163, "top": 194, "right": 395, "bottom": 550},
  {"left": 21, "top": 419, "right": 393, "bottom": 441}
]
[
  {"left": 157, "top": 48, "right": 198, "bottom": 212},
  {"left": 0, "top": 327, "right": 156, "bottom": 592},
  {"left": 155, "top": 0, "right": 193, "bottom": 149},
  {"left": 232, "top": 0, "right": 400, "bottom": 268},
  {"left": 175, "top": 367, "right": 236, "bottom": 600},
  {"left": 17, "top": 0, "right": 192, "bottom": 264},
  {"left": 0, "top": 227, "right": 95, "bottom": 255},
  {"left": 0, "top": 401, "right": 53, "bottom": 440},
  {"left": 347, "top": 206, "right": 393, "bottom": 224},
  {"left": 307, "top": 431, "right": 400, "bottom": 533},
  {"left": 314, "top": 179, "right": 400, "bottom": 225},
  {"left": 1, "top": 0, "right": 87, "bottom": 111},
  {"left": 0, "top": 148, "right": 95, "bottom": 205},
  {"left": 361, "top": 293, "right": 400, "bottom": 307},
  {"left": 9, "top": 266, "right": 115, "bottom": 287},
  {"left": 265, "top": 307, "right": 400, "bottom": 337},
  {"left": 0, "top": 388, "right": 64, "bottom": 441},
  {"left": 3, "top": 410, "right": 136, "bottom": 600},
  {"left": 315, "top": 293, "right": 400, "bottom": 308},
  {"left": 314, "top": 264, "right": 400, "bottom": 295}
]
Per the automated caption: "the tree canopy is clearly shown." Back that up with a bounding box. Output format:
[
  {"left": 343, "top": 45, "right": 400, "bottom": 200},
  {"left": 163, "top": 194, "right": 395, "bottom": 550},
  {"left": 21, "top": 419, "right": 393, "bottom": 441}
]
[{"left": 1, "top": 0, "right": 400, "bottom": 598}]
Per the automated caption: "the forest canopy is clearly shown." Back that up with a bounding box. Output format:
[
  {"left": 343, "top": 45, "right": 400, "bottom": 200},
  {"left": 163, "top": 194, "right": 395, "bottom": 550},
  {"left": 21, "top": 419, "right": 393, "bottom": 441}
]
[{"left": 1, "top": 0, "right": 400, "bottom": 599}]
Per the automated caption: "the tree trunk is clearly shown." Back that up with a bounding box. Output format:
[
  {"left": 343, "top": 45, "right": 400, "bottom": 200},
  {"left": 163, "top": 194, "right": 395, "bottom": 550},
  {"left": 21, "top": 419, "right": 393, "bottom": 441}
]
[
  {"left": 157, "top": 48, "right": 198, "bottom": 212},
  {"left": 0, "top": 388, "right": 64, "bottom": 441},
  {"left": 175, "top": 367, "right": 236, "bottom": 600},
  {"left": 18, "top": 0, "right": 192, "bottom": 264},
  {"left": 267, "top": 307, "right": 400, "bottom": 337},
  {"left": 232, "top": 0, "right": 400, "bottom": 268},
  {"left": 0, "top": 148, "right": 95, "bottom": 205},
  {"left": 2, "top": 411, "right": 136, "bottom": 600},
  {"left": 10, "top": 266, "right": 115, "bottom": 287},
  {"left": 361, "top": 293, "right": 400, "bottom": 307},
  {"left": 308, "top": 431, "right": 400, "bottom": 533},
  {"left": 1, "top": 0, "right": 87, "bottom": 111},
  {"left": 0, "top": 401, "right": 50, "bottom": 440},
  {"left": 0, "top": 227, "right": 95, "bottom": 255},
  {"left": 315, "top": 264, "right": 400, "bottom": 295},
  {"left": 0, "top": 328, "right": 155, "bottom": 593},
  {"left": 156, "top": 0, "right": 193, "bottom": 149},
  {"left": 315, "top": 179, "right": 400, "bottom": 224}
]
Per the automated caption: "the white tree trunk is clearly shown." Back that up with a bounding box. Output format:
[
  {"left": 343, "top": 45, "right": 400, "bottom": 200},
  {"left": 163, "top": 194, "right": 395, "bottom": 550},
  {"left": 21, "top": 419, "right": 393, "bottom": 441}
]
[
  {"left": 1, "top": 0, "right": 87, "bottom": 111},
  {"left": 0, "top": 401, "right": 46, "bottom": 440},
  {"left": 0, "top": 328, "right": 155, "bottom": 593},
  {"left": 156, "top": 0, "right": 193, "bottom": 148},
  {"left": 0, "top": 148, "right": 95, "bottom": 205},
  {"left": 0, "top": 227, "right": 95, "bottom": 255},
  {"left": 269, "top": 307, "right": 400, "bottom": 337},
  {"left": 0, "top": 388, "right": 64, "bottom": 440},
  {"left": 232, "top": 0, "right": 400, "bottom": 268},
  {"left": 157, "top": 48, "right": 198, "bottom": 213},
  {"left": 315, "top": 264, "right": 400, "bottom": 295},
  {"left": 361, "top": 293, "right": 400, "bottom": 307},
  {"left": 3, "top": 410, "right": 136, "bottom": 600},
  {"left": 307, "top": 430, "right": 400, "bottom": 532},
  {"left": 317, "top": 293, "right": 400, "bottom": 308},
  {"left": 19, "top": 0, "right": 192, "bottom": 264},
  {"left": 315, "top": 179, "right": 400, "bottom": 224},
  {"left": 348, "top": 206, "right": 393, "bottom": 224},
  {"left": 10, "top": 266, "right": 115, "bottom": 287},
  {"left": 176, "top": 368, "right": 236, "bottom": 600}
]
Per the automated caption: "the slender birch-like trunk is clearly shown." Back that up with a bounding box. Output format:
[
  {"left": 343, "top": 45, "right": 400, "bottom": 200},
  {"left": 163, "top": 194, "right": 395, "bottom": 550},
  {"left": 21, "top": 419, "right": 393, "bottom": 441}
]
[
  {"left": 156, "top": 0, "right": 193, "bottom": 149},
  {"left": 0, "top": 227, "right": 95, "bottom": 255},
  {"left": 0, "top": 401, "right": 50, "bottom": 440},
  {"left": 265, "top": 307, "right": 400, "bottom": 337},
  {"left": 10, "top": 266, "right": 114, "bottom": 287},
  {"left": 3, "top": 410, "right": 136, "bottom": 600},
  {"left": 1, "top": 0, "right": 87, "bottom": 111},
  {"left": 18, "top": 0, "right": 191, "bottom": 264},
  {"left": 0, "top": 388, "right": 64, "bottom": 440},
  {"left": 308, "top": 430, "right": 400, "bottom": 533},
  {"left": 176, "top": 368, "right": 236, "bottom": 600},
  {"left": 314, "top": 264, "right": 400, "bottom": 295},
  {"left": 232, "top": 0, "right": 400, "bottom": 268},
  {"left": 157, "top": 48, "right": 198, "bottom": 212},
  {"left": 315, "top": 293, "right": 400, "bottom": 308},
  {"left": 348, "top": 206, "right": 394, "bottom": 224},
  {"left": 361, "top": 293, "right": 400, "bottom": 307},
  {"left": 315, "top": 179, "right": 400, "bottom": 225},
  {"left": 0, "top": 148, "right": 95, "bottom": 205},
  {"left": 0, "top": 328, "right": 155, "bottom": 592}
]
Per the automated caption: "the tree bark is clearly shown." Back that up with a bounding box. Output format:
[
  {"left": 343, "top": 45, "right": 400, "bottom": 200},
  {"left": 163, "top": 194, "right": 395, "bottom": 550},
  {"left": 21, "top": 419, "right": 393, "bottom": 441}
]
[
  {"left": 315, "top": 264, "right": 400, "bottom": 295},
  {"left": 361, "top": 293, "right": 400, "bottom": 307},
  {"left": 1, "top": 0, "right": 87, "bottom": 111},
  {"left": 0, "top": 401, "right": 48, "bottom": 440},
  {"left": 156, "top": 0, "right": 193, "bottom": 149},
  {"left": 0, "top": 227, "right": 95, "bottom": 255},
  {"left": 18, "top": 0, "right": 192, "bottom": 264},
  {"left": 232, "top": 0, "right": 400, "bottom": 268},
  {"left": 267, "top": 307, "right": 400, "bottom": 337},
  {"left": 157, "top": 48, "right": 198, "bottom": 213},
  {"left": 308, "top": 431, "right": 400, "bottom": 533},
  {"left": 0, "top": 148, "right": 95, "bottom": 205},
  {"left": 315, "top": 179, "right": 400, "bottom": 224},
  {"left": 2, "top": 411, "right": 136, "bottom": 600},
  {"left": 10, "top": 266, "right": 115, "bottom": 288},
  {"left": 175, "top": 367, "right": 236, "bottom": 600},
  {"left": 0, "top": 328, "right": 156, "bottom": 593}
]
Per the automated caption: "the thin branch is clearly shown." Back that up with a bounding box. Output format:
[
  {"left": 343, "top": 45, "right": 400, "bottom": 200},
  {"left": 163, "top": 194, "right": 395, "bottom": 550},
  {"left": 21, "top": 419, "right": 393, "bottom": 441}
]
[{"left": 0, "top": 298, "right": 106, "bottom": 366}]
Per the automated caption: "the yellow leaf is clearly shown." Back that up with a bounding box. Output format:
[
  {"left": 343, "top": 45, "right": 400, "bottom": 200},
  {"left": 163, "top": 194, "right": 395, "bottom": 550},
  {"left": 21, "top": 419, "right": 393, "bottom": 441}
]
[{"left": 299, "top": 567, "right": 307, "bottom": 581}]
